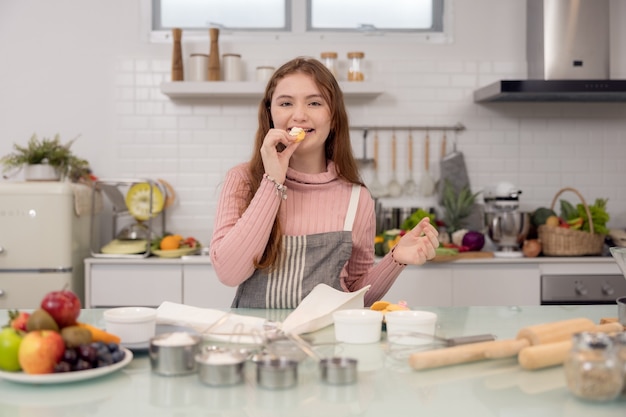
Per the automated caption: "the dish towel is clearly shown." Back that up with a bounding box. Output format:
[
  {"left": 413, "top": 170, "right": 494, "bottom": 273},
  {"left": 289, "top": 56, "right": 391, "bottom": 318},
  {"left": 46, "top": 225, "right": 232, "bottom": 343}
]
[{"left": 155, "top": 283, "right": 370, "bottom": 339}]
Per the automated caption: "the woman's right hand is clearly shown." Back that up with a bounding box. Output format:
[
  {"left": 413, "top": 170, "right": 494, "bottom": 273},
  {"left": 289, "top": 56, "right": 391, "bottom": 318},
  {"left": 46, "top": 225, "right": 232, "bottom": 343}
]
[{"left": 260, "top": 128, "right": 301, "bottom": 183}]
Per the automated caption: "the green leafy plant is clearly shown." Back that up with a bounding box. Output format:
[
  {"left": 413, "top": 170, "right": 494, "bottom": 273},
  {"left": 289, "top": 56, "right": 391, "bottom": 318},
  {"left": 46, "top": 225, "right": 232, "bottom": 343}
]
[
  {"left": 0, "top": 134, "right": 91, "bottom": 181},
  {"left": 441, "top": 179, "right": 481, "bottom": 233}
]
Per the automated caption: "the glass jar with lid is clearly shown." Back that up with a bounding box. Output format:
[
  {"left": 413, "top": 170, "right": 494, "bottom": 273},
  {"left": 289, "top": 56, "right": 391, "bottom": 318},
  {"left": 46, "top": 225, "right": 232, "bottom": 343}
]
[
  {"left": 613, "top": 332, "right": 626, "bottom": 396},
  {"left": 320, "top": 52, "right": 338, "bottom": 78},
  {"left": 564, "top": 332, "right": 623, "bottom": 402},
  {"left": 347, "top": 52, "right": 365, "bottom": 81}
]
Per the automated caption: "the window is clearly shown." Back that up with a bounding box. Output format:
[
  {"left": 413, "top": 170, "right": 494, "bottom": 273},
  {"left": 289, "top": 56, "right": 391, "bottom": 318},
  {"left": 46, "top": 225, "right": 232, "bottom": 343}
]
[
  {"left": 149, "top": 0, "right": 447, "bottom": 41},
  {"left": 153, "top": 0, "right": 289, "bottom": 31},
  {"left": 309, "top": 0, "right": 443, "bottom": 32}
]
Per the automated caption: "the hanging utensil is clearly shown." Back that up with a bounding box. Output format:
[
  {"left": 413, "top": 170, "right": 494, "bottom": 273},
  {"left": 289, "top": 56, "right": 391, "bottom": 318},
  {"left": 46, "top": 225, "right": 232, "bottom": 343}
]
[
  {"left": 387, "top": 130, "right": 403, "bottom": 197},
  {"left": 434, "top": 131, "right": 447, "bottom": 195},
  {"left": 419, "top": 130, "right": 436, "bottom": 197},
  {"left": 437, "top": 130, "right": 470, "bottom": 204},
  {"left": 369, "top": 130, "right": 386, "bottom": 198},
  {"left": 356, "top": 128, "right": 374, "bottom": 168},
  {"left": 402, "top": 130, "right": 418, "bottom": 196}
]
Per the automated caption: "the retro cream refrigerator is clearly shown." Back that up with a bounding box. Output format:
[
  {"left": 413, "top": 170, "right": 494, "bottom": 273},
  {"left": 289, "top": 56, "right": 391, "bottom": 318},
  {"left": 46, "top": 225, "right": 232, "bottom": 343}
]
[{"left": 0, "top": 181, "right": 93, "bottom": 309}]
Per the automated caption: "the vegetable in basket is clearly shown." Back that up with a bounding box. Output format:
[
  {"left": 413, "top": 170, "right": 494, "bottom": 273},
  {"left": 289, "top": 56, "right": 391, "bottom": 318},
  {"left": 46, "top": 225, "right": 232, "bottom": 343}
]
[{"left": 559, "top": 198, "right": 609, "bottom": 235}]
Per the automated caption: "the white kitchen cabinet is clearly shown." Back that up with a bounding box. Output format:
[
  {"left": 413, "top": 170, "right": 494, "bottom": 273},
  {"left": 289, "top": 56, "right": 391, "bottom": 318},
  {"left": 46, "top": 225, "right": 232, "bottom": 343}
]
[
  {"left": 84, "top": 258, "right": 236, "bottom": 308},
  {"left": 87, "top": 262, "right": 182, "bottom": 308},
  {"left": 183, "top": 264, "right": 237, "bottom": 309},
  {"left": 451, "top": 264, "right": 541, "bottom": 306},
  {"left": 85, "top": 256, "right": 616, "bottom": 308},
  {"left": 383, "top": 266, "right": 453, "bottom": 307}
]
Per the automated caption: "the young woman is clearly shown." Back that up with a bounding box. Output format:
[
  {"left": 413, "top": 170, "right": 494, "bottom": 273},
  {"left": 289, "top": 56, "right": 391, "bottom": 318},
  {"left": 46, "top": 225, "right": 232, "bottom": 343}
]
[{"left": 210, "top": 57, "right": 439, "bottom": 308}]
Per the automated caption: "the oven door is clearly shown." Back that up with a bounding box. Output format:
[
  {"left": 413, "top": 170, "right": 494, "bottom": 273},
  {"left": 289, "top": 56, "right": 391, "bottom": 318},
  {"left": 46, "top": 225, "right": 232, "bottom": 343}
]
[{"left": 541, "top": 274, "right": 626, "bottom": 305}]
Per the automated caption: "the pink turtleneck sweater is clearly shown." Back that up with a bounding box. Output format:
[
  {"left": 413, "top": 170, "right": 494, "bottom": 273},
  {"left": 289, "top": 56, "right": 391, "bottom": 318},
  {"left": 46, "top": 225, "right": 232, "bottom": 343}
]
[{"left": 209, "top": 162, "right": 406, "bottom": 306}]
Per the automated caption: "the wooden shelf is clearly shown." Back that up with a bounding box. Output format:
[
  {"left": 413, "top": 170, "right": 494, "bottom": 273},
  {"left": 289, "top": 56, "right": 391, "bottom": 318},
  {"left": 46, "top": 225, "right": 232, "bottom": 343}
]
[{"left": 160, "top": 81, "right": 384, "bottom": 99}]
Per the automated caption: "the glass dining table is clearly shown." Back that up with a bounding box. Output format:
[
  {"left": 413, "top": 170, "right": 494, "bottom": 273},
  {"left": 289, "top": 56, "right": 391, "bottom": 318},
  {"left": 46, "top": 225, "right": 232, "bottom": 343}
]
[{"left": 0, "top": 304, "right": 624, "bottom": 416}]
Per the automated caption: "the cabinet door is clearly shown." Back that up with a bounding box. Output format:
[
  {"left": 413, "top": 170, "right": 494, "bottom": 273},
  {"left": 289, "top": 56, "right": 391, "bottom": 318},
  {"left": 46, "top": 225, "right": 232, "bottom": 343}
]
[
  {"left": 0, "top": 273, "right": 73, "bottom": 310},
  {"left": 88, "top": 264, "right": 182, "bottom": 308},
  {"left": 183, "top": 264, "right": 237, "bottom": 309},
  {"left": 384, "top": 267, "right": 453, "bottom": 307},
  {"left": 452, "top": 265, "right": 540, "bottom": 306}
]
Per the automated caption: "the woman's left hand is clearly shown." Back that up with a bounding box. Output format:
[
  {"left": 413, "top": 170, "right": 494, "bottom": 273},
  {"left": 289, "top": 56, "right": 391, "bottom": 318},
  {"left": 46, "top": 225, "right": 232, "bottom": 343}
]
[{"left": 391, "top": 217, "right": 439, "bottom": 265}]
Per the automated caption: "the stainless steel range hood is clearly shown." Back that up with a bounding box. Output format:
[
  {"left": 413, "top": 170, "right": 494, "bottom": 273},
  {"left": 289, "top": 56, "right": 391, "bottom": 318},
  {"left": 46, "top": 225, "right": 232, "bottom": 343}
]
[{"left": 474, "top": 0, "right": 626, "bottom": 103}]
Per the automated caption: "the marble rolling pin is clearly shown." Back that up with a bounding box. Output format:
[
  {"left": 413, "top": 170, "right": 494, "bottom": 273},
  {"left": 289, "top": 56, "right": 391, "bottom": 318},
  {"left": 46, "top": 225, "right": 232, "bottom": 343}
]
[
  {"left": 517, "top": 321, "right": 624, "bottom": 370},
  {"left": 409, "top": 318, "right": 597, "bottom": 371}
]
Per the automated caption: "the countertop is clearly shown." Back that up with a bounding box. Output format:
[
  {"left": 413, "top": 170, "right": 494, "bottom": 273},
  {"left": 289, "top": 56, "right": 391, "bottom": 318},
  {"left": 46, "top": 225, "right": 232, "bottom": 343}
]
[
  {"left": 1, "top": 305, "right": 624, "bottom": 416},
  {"left": 84, "top": 254, "right": 618, "bottom": 265}
]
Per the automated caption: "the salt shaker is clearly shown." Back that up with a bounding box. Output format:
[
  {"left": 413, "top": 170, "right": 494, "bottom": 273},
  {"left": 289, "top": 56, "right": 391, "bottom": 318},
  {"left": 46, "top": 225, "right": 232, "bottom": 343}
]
[
  {"left": 564, "top": 332, "right": 623, "bottom": 402},
  {"left": 347, "top": 51, "right": 365, "bottom": 81}
]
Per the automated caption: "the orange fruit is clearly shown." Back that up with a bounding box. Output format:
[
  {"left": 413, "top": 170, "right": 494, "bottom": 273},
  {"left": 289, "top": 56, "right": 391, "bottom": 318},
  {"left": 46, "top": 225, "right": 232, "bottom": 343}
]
[{"left": 160, "top": 235, "right": 182, "bottom": 250}]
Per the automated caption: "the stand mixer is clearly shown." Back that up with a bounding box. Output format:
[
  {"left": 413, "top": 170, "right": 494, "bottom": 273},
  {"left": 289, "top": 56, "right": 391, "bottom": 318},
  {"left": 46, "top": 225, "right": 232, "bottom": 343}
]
[{"left": 484, "top": 182, "right": 530, "bottom": 257}]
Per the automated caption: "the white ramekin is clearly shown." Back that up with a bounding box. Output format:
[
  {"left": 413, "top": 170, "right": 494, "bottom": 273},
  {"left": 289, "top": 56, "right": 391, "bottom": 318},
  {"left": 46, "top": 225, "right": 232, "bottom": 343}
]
[
  {"left": 103, "top": 306, "right": 157, "bottom": 344},
  {"left": 332, "top": 309, "right": 384, "bottom": 344}
]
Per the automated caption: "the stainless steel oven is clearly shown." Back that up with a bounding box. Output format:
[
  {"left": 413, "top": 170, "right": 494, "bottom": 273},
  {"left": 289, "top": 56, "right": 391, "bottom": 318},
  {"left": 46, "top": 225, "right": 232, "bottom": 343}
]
[{"left": 541, "top": 274, "right": 626, "bottom": 305}]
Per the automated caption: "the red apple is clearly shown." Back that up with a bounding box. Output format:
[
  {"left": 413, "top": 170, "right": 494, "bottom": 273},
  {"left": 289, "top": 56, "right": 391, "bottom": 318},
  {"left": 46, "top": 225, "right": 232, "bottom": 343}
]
[
  {"left": 18, "top": 330, "right": 65, "bottom": 374},
  {"left": 41, "top": 289, "right": 81, "bottom": 328}
]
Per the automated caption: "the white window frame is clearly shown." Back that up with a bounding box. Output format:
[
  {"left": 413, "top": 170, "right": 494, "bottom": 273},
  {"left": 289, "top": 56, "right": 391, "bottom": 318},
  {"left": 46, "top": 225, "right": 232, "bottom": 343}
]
[{"left": 142, "top": 0, "right": 454, "bottom": 44}]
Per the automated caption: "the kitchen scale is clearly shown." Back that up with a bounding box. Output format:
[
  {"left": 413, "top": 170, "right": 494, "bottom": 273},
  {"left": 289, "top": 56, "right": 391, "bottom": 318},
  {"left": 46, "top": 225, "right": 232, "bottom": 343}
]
[{"left": 90, "top": 179, "right": 173, "bottom": 258}]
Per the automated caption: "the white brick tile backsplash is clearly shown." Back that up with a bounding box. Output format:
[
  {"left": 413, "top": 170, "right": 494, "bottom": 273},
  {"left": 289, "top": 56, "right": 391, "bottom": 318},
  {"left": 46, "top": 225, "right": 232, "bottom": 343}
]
[
  {"left": 118, "top": 116, "right": 150, "bottom": 130},
  {"left": 151, "top": 116, "right": 178, "bottom": 129},
  {"left": 115, "top": 73, "right": 134, "bottom": 86}
]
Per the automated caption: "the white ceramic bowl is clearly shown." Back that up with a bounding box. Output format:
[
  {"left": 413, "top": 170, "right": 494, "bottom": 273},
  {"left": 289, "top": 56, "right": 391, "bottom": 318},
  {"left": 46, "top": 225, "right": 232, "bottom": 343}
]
[
  {"left": 103, "top": 306, "right": 157, "bottom": 345},
  {"left": 333, "top": 309, "right": 383, "bottom": 344},
  {"left": 385, "top": 310, "right": 438, "bottom": 345}
]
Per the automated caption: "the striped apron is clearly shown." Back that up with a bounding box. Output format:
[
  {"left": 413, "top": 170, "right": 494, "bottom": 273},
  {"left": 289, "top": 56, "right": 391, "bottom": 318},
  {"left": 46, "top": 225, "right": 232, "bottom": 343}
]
[{"left": 231, "top": 185, "right": 362, "bottom": 309}]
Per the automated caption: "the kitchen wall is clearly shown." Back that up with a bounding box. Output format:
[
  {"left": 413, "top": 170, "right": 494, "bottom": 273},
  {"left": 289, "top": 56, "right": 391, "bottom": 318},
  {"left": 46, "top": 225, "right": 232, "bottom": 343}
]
[{"left": 1, "top": 0, "right": 626, "bottom": 244}]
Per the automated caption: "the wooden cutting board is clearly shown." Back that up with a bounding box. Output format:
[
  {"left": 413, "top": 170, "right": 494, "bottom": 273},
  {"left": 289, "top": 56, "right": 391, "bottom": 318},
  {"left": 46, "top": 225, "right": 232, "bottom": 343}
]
[{"left": 430, "top": 251, "right": 495, "bottom": 263}]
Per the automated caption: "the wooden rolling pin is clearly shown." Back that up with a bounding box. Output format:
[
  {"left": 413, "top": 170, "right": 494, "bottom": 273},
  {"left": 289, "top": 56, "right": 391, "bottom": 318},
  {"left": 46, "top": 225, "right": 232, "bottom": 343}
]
[
  {"left": 409, "top": 318, "right": 596, "bottom": 371},
  {"left": 482, "top": 317, "right": 601, "bottom": 359},
  {"left": 517, "top": 321, "right": 624, "bottom": 370}
]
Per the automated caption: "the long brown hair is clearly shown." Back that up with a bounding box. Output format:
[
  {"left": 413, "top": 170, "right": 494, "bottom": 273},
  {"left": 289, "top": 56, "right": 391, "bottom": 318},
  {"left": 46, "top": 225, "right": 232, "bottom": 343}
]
[{"left": 245, "top": 57, "right": 364, "bottom": 269}]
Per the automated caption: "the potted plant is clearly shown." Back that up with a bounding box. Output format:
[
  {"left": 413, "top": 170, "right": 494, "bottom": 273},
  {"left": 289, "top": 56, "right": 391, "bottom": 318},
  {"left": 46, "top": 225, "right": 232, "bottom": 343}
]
[{"left": 0, "top": 134, "right": 91, "bottom": 182}]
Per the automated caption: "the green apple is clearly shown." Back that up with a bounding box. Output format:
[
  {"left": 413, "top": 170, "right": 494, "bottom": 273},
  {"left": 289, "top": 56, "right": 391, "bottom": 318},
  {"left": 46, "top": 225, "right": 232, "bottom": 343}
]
[{"left": 0, "top": 327, "right": 23, "bottom": 372}]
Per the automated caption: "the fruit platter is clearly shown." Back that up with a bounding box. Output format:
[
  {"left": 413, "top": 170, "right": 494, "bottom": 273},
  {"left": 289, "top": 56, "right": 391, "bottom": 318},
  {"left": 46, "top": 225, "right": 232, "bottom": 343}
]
[
  {"left": 151, "top": 234, "right": 201, "bottom": 258},
  {"left": 0, "top": 288, "right": 132, "bottom": 384}
]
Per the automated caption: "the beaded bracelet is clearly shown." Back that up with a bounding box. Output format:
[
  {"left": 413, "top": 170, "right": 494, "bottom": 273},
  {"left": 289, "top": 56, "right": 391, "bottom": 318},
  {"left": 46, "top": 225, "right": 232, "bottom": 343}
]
[
  {"left": 390, "top": 246, "right": 407, "bottom": 267},
  {"left": 264, "top": 174, "right": 287, "bottom": 200}
]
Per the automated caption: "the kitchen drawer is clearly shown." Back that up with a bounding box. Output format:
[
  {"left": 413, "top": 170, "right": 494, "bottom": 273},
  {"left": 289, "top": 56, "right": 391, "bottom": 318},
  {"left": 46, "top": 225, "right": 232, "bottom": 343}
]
[
  {"left": 88, "top": 264, "right": 182, "bottom": 307},
  {"left": 183, "top": 264, "right": 237, "bottom": 309}
]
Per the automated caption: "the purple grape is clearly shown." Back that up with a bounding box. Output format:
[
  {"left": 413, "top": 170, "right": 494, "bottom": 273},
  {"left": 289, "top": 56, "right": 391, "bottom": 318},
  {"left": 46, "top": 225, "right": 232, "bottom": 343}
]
[
  {"left": 73, "top": 359, "right": 93, "bottom": 371},
  {"left": 54, "top": 361, "right": 72, "bottom": 373},
  {"left": 62, "top": 348, "right": 78, "bottom": 365},
  {"left": 111, "top": 349, "right": 125, "bottom": 363},
  {"left": 77, "top": 345, "right": 98, "bottom": 364}
]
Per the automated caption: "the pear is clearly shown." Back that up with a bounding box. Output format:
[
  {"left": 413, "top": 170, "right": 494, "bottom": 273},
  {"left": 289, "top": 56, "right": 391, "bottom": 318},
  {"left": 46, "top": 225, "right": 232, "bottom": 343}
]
[{"left": 26, "top": 308, "right": 59, "bottom": 332}]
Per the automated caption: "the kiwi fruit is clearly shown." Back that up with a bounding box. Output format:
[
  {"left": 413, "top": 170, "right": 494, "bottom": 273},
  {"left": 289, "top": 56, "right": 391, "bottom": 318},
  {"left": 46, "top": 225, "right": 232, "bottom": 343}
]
[
  {"left": 61, "top": 326, "right": 93, "bottom": 348},
  {"left": 26, "top": 309, "right": 59, "bottom": 332}
]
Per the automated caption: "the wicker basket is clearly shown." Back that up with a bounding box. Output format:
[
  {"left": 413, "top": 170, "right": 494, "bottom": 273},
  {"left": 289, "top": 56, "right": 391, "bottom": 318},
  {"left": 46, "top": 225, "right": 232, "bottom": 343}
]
[{"left": 537, "top": 187, "right": 605, "bottom": 256}]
